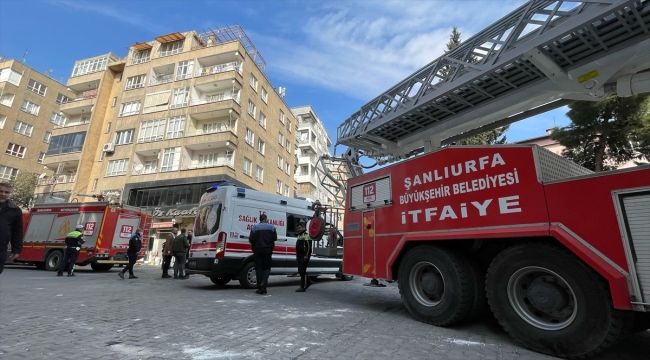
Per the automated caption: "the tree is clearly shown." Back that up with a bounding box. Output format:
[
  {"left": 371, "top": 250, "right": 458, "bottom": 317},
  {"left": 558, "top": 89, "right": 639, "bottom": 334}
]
[
  {"left": 443, "top": 26, "right": 509, "bottom": 145},
  {"left": 550, "top": 93, "right": 650, "bottom": 172},
  {"left": 10, "top": 172, "right": 38, "bottom": 208}
]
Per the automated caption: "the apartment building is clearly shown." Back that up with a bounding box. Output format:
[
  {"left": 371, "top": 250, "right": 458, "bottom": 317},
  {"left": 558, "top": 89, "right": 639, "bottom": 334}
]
[
  {"left": 35, "top": 26, "right": 298, "bottom": 234},
  {"left": 0, "top": 59, "right": 75, "bottom": 187}
]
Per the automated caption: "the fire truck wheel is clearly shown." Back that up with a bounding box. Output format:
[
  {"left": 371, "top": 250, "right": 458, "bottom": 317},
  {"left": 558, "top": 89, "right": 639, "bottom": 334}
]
[
  {"left": 210, "top": 276, "right": 232, "bottom": 286},
  {"left": 486, "top": 243, "right": 633, "bottom": 358},
  {"left": 90, "top": 263, "right": 114, "bottom": 272},
  {"left": 632, "top": 312, "right": 650, "bottom": 333},
  {"left": 239, "top": 262, "right": 257, "bottom": 289},
  {"left": 337, "top": 264, "right": 353, "bottom": 281},
  {"left": 398, "top": 246, "right": 475, "bottom": 326},
  {"left": 45, "top": 250, "right": 63, "bottom": 271}
]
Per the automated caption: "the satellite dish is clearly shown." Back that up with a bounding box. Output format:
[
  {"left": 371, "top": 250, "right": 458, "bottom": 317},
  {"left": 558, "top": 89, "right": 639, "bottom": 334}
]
[
  {"left": 134, "top": 164, "right": 144, "bottom": 171},
  {"left": 38, "top": 173, "right": 47, "bottom": 179}
]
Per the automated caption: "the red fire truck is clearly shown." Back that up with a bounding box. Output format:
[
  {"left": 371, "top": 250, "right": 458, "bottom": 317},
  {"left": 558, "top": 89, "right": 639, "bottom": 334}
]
[{"left": 14, "top": 202, "right": 152, "bottom": 272}]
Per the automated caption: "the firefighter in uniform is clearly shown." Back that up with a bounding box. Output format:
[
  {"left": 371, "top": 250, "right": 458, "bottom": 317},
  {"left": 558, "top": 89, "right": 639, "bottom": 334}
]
[
  {"left": 57, "top": 224, "right": 85, "bottom": 277},
  {"left": 295, "top": 221, "right": 313, "bottom": 292}
]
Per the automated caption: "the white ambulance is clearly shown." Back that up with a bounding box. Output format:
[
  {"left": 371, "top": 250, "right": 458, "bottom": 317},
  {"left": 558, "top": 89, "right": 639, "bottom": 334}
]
[{"left": 185, "top": 183, "right": 347, "bottom": 287}]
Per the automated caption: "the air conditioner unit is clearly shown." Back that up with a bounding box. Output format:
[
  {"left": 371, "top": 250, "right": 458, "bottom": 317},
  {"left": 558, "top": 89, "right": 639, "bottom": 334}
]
[{"left": 103, "top": 143, "right": 115, "bottom": 153}]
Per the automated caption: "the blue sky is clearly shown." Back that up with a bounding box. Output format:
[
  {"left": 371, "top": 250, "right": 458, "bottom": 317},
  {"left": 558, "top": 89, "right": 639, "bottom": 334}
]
[{"left": 0, "top": 0, "right": 571, "bottom": 154}]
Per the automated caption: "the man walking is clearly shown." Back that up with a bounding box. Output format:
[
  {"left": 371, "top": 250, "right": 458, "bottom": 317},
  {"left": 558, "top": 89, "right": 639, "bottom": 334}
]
[
  {"left": 249, "top": 214, "right": 277, "bottom": 294},
  {"left": 172, "top": 228, "right": 189, "bottom": 279},
  {"left": 161, "top": 225, "right": 177, "bottom": 278},
  {"left": 0, "top": 182, "right": 23, "bottom": 275},
  {"left": 57, "top": 224, "right": 85, "bottom": 277},
  {"left": 119, "top": 228, "right": 143, "bottom": 279},
  {"left": 295, "top": 221, "right": 313, "bottom": 292}
]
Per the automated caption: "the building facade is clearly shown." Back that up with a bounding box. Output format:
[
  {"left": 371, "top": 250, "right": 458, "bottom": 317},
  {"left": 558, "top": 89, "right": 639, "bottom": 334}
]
[
  {"left": 34, "top": 26, "right": 299, "bottom": 256},
  {"left": 0, "top": 59, "right": 75, "bottom": 187}
]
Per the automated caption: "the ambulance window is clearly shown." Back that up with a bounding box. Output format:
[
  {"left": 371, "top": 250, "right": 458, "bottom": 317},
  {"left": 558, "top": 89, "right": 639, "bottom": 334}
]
[
  {"left": 194, "top": 203, "right": 222, "bottom": 236},
  {"left": 286, "top": 213, "right": 309, "bottom": 237}
]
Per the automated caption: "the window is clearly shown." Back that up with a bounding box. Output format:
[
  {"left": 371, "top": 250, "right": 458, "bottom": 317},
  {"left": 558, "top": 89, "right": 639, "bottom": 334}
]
[
  {"left": 257, "top": 139, "right": 265, "bottom": 155},
  {"left": 106, "top": 122, "right": 112, "bottom": 133},
  {"left": 0, "top": 115, "right": 5, "bottom": 129},
  {"left": 160, "top": 40, "right": 184, "bottom": 57},
  {"left": 143, "top": 91, "right": 170, "bottom": 113},
  {"left": 249, "top": 74, "right": 258, "bottom": 91},
  {"left": 285, "top": 162, "right": 291, "bottom": 175},
  {"left": 0, "top": 166, "right": 18, "bottom": 181},
  {"left": 243, "top": 158, "right": 252, "bottom": 176},
  {"left": 112, "top": 97, "right": 117, "bottom": 107},
  {"left": 50, "top": 112, "right": 66, "bottom": 126},
  {"left": 0, "top": 93, "right": 14, "bottom": 107},
  {"left": 125, "top": 74, "right": 146, "bottom": 90},
  {"left": 119, "top": 101, "right": 141, "bottom": 117},
  {"left": 245, "top": 128, "right": 254, "bottom": 146},
  {"left": 261, "top": 87, "right": 268, "bottom": 103},
  {"left": 277, "top": 155, "right": 283, "bottom": 169},
  {"left": 5, "top": 143, "right": 26, "bottom": 158},
  {"left": 278, "top": 132, "right": 284, "bottom": 145},
  {"left": 194, "top": 203, "right": 223, "bottom": 236},
  {"left": 160, "top": 147, "right": 180, "bottom": 172},
  {"left": 287, "top": 119, "right": 292, "bottom": 132},
  {"left": 20, "top": 100, "right": 40, "bottom": 116},
  {"left": 202, "top": 121, "right": 228, "bottom": 134},
  {"left": 72, "top": 56, "right": 108, "bottom": 77},
  {"left": 92, "top": 179, "right": 98, "bottom": 191},
  {"left": 247, "top": 100, "right": 256, "bottom": 118},
  {"left": 198, "top": 152, "right": 219, "bottom": 168},
  {"left": 99, "top": 151, "right": 105, "bottom": 161},
  {"left": 56, "top": 93, "right": 72, "bottom": 104},
  {"left": 38, "top": 152, "right": 45, "bottom": 164},
  {"left": 0, "top": 68, "right": 22, "bottom": 85},
  {"left": 276, "top": 180, "right": 282, "bottom": 194},
  {"left": 166, "top": 116, "right": 185, "bottom": 139},
  {"left": 115, "top": 129, "right": 135, "bottom": 145},
  {"left": 132, "top": 49, "right": 151, "bottom": 64},
  {"left": 138, "top": 119, "right": 166, "bottom": 142},
  {"left": 286, "top": 139, "right": 291, "bottom": 153},
  {"left": 106, "top": 159, "right": 129, "bottom": 176},
  {"left": 258, "top": 112, "right": 267, "bottom": 129},
  {"left": 284, "top": 184, "right": 290, "bottom": 197},
  {"left": 225, "top": 150, "right": 233, "bottom": 164},
  {"left": 46, "top": 132, "right": 86, "bottom": 155},
  {"left": 43, "top": 131, "right": 52, "bottom": 144},
  {"left": 27, "top": 79, "right": 47, "bottom": 96},
  {"left": 176, "top": 60, "right": 193, "bottom": 80},
  {"left": 170, "top": 87, "right": 189, "bottom": 109},
  {"left": 255, "top": 166, "right": 264, "bottom": 183},
  {"left": 143, "top": 160, "right": 158, "bottom": 174},
  {"left": 279, "top": 110, "right": 285, "bottom": 124},
  {"left": 13, "top": 120, "right": 33, "bottom": 136}
]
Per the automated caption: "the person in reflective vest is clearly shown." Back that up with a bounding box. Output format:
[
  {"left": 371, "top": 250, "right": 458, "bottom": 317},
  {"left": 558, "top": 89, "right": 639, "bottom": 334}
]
[
  {"left": 295, "top": 221, "right": 313, "bottom": 292},
  {"left": 57, "top": 225, "right": 85, "bottom": 277}
]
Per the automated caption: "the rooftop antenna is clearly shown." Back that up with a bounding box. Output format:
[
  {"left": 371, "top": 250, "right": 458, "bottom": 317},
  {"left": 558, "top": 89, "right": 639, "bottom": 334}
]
[
  {"left": 21, "top": 51, "right": 27, "bottom": 63},
  {"left": 45, "top": 68, "right": 53, "bottom": 77}
]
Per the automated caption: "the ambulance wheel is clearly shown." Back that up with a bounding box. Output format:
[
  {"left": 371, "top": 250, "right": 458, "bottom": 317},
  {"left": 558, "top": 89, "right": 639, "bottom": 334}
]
[
  {"left": 210, "top": 276, "right": 232, "bottom": 286},
  {"left": 486, "top": 243, "right": 633, "bottom": 358},
  {"left": 239, "top": 262, "right": 257, "bottom": 289},
  {"left": 91, "top": 263, "right": 114, "bottom": 272},
  {"left": 397, "top": 246, "right": 475, "bottom": 326},
  {"left": 35, "top": 262, "right": 46, "bottom": 270},
  {"left": 45, "top": 250, "right": 63, "bottom": 271}
]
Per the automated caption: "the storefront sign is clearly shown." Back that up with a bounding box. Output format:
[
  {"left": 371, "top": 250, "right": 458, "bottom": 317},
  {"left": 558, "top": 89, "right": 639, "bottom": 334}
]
[{"left": 152, "top": 206, "right": 199, "bottom": 218}]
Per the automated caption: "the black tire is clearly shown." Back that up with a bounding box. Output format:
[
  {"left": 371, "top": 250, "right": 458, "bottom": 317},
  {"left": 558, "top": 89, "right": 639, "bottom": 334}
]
[
  {"left": 238, "top": 262, "right": 257, "bottom": 289},
  {"left": 632, "top": 312, "right": 650, "bottom": 333},
  {"left": 90, "top": 263, "right": 114, "bottom": 272},
  {"left": 35, "top": 262, "right": 46, "bottom": 270},
  {"left": 397, "top": 246, "right": 476, "bottom": 326},
  {"left": 210, "top": 276, "right": 232, "bottom": 286},
  {"left": 45, "top": 250, "right": 63, "bottom": 271},
  {"left": 486, "top": 243, "right": 633, "bottom": 359}
]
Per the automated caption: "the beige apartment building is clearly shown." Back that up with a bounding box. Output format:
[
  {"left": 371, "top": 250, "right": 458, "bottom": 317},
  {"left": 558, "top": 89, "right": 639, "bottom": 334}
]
[
  {"left": 34, "top": 26, "right": 299, "bottom": 233},
  {"left": 0, "top": 59, "right": 76, "bottom": 186}
]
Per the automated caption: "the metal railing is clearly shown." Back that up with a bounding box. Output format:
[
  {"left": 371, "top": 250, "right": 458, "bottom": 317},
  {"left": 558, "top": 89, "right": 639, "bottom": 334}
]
[
  {"left": 181, "top": 159, "right": 234, "bottom": 170},
  {"left": 148, "top": 74, "right": 174, "bottom": 86},
  {"left": 195, "top": 61, "right": 242, "bottom": 77},
  {"left": 190, "top": 93, "right": 240, "bottom": 106}
]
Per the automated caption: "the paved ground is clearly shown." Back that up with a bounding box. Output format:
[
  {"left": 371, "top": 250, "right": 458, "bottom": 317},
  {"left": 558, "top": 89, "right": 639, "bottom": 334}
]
[{"left": 0, "top": 264, "right": 647, "bottom": 360}]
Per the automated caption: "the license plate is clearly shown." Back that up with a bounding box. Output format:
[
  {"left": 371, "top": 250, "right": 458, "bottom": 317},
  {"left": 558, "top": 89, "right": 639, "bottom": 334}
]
[{"left": 189, "top": 261, "right": 196, "bottom": 267}]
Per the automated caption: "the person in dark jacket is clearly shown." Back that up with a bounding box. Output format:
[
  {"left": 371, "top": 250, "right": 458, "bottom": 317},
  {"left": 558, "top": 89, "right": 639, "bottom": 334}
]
[
  {"left": 0, "top": 182, "right": 23, "bottom": 275},
  {"left": 161, "top": 225, "right": 178, "bottom": 278},
  {"left": 172, "top": 228, "right": 189, "bottom": 279},
  {"left": 249, "top": 214, "right": 277, "bottom": 294},
  {"left": 119, "top": 228, "right": 142, "bottom": 279},
  {"left": 57, "top": 224, "right": 85, "bottom": 277},
  {"left": 294, "top": 222, "right": 313, "bottom": 292}
]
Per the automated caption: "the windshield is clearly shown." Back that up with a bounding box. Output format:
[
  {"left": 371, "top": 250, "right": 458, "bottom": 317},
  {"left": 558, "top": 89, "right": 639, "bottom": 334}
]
[{"left": 194, "top": 203, "right": 222, "bottom": 236}]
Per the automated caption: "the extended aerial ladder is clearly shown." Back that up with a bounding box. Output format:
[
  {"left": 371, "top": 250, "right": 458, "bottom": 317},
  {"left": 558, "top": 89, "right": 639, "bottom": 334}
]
[{"left": 318, "top": 0, "right": 650, "bottom": 200}]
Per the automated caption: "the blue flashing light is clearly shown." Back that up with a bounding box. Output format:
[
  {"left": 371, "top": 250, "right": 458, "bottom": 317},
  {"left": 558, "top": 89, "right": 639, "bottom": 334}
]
[
  {"left": 206, "top": 181, "right": 236, "bottom": 193},
  {"left": 237, "top": 192, "right": 246, "bottom": 198},
  {"left": 237, "top": 187, "right": 246, "bottom": 193},
  {"left": 280, "top": 200, "right": 287, "bottom": 205}
]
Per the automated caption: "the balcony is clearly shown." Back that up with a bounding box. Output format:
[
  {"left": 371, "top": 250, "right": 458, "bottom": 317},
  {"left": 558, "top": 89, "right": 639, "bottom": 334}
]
[
  {"left": 297, "top": 153, "right": 319, "bottom": 166},
  {"left": 297, "top": 136, "right": 318, "bottom": 153},
  {"left": 149, "top": 63, "right": 175, "bottom": 86},
  {"left": 149, "top": 74, "right": 174, "bottom": 86},
  {"left": 190, "top": 93, "right": 240, "bottom": 106},
  {"left": 296, "top": 174, "right": 318, "bottom": 186},
  {"left": 59, "top": 89, "right": 97, "bottom": 113},
  {"left": 195, "top": 61, "right": 242, "bottom": 77},
  {"left": 181, "top": 158, "right": 234, "bottom": 171}
]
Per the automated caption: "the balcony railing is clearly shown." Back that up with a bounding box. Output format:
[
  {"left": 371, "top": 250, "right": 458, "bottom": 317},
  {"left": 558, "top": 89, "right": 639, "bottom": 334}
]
[
  {"left": 195, "top": 61, "right": 242, "bottom": 77},
  {"left": 55, "top": 116, "right": 90, "bottom": 129},
  {"left": 190, "top": 93, "right": 240, "bottom": 106},
  {"left": 131, "top": 56, "right": 150, "bottom": 65},
  {"left": 61, "top": 89, "right": 98, "bottom": 103},
  {"left": 181, "top": 159, "right": 234, "bottom": 171},
  {"left": 186, "top": 125, "right": 234, "bottom": 137},
  {"left": 148, "top": 74, "right": 173, "bottom": 86},
  {"left": 131, "top": 167, "right": 157, "bottom": 176},
  {"left": 38, "top": 175, "right": 76, "bottom": 185},
  {"left": 298, "top": 153, "right": 319, "bottom": 164},
  {"left": 298, "top": 138, "right": 317, "bottom": 147}
]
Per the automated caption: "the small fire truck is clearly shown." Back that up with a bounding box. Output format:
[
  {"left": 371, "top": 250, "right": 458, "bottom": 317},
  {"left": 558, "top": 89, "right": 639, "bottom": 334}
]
[{"left": 14, "top": 202, "right": 152, "bottom": 272}]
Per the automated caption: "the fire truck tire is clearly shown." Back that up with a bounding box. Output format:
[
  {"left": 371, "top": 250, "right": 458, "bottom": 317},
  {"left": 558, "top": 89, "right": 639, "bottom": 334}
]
[
  {"left": 398, "top": 246, "right": 475, "bottom": 326},
  {"left": 239, "top": 262, "right": 257, "bottom": 289},
  {"left": 35, "top": 262, "right": 46, "bottom": 270},
  {"left": 210, "top": 276, "right": 232, "bottom": 286},
  {"left": 632, "top": 312, "right": 650, "bottom": 333},
  {"left": 45, "top": 250, "right": 63, "bottom": 271},
  {"left": 337, "top": 264, "right": 353, "bottom": 281},
  {"left": 90, "top": 263, "right": 114, "bottom": 272},
  {"left": 486, "top": 243, "right": 633, "bottom": 359}
]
